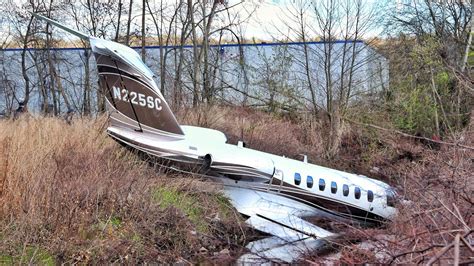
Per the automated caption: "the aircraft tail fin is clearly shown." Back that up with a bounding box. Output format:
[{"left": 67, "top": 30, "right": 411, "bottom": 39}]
[
  {"left": 90, "top": 38, "right": 184, "bottom": 136},
  {"left": 33, "top": 13, "right": 184, "bottom": 137}
]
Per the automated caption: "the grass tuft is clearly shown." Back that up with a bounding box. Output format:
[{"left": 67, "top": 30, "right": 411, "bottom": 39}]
[{"left": 153, "top": 186, "right": 207, "bottom": 233}]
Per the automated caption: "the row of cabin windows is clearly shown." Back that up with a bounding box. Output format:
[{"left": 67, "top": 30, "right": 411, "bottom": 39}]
[{"left": 294, "top": 173, "right": 374, "bottom": 202}]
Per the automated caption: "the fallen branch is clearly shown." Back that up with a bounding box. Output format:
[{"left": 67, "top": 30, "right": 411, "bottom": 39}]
[
  {"left": 388, "top": 244, "right": 445, "bottom": 264},
  {"left": 426, "top": 230, "right": 473, "bottom": 265}
]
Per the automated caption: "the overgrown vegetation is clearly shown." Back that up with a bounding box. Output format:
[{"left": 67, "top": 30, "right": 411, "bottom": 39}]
[
  {"left": 0, "top": 0, "right": 472, "bottom": 263},
  {"left": 0, "top": 116, "right": 250, "bottom": 264},
  {"left": 0, "top": 105, "right": 472, "bottom": 263},
  {"left": 381, "top": 36, "right": 472, "bottom": 138},
  {"left": 309, "top": 113, "right": 473, "bottom": 264}
]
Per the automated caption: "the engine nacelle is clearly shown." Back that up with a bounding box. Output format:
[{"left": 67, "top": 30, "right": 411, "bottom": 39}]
[
  {"left": 206, "top": 149, "right": 275, "bottom": 181},
  {"left": 181, "top": 125, "right": 227, "bottom": 143}
]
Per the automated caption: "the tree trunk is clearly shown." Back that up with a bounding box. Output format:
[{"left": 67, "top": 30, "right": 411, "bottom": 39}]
[
  {"left": 188, "top": 0, "right": 200, "bottom": 107},
  {"left": 300, "top": 14, "right": 316, "bottom": 113},
  {"left": 83, "top": 49, "right": 91, "bottom": 115},
  {"left": 45, "top": 10, "right": 72, "bottom": 114},
  {"left": 145, "top": 0, "right": 170, "bottom": 96},
  {"left": 202, "top": 0, "right": 219, "bottom": 103},
  {"left": 141, "top": 0, "right": 146, "bottom": 62},
  {"left": 174, "top": 21, "right": 188, "bottom": 108},
  {"left": 324, "top": 109, "right": 343, "bottom": 159},
  {"left": 159, "top": 0, "right": 166, "bottom": 95},
  {"left": 115, "top": 0, "right": 123, "bottom": 42},
  {"left": 31, "top": 55, "right": 48, "bottom": 113},
  {"left": 125, "top": 0, "right": 134, "bottom": 46},
  {"left": 20, "top": 16, "right": 34, "bottom": 107}
]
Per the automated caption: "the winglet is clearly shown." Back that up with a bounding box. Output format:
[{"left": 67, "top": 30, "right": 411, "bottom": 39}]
[{"left": 32, "top": 13, "right": 89, "bottom": 41}]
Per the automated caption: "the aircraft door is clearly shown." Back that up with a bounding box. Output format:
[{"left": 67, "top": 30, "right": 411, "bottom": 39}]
[{"left": 269, "top": 168, "right": 284, "bottom": 193}]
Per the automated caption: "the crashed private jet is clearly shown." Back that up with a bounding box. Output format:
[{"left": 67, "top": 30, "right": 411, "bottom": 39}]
[{"left": 33, "top": 13, "right": 397, "bottom": 263}]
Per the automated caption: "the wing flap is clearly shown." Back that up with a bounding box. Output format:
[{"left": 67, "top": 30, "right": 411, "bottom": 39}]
[
  {"left": 246, "top": 211, "right": 334, "bottom": 240},
  {"left": 246, "top": 215, "right": 308, "bottom": 241},
  {"left": 240, "top": 236, "right": 331, "bottom": 263}
]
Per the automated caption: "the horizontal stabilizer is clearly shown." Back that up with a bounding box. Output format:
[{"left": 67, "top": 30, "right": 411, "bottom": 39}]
[{"left": 32, "top": 13, "right": 89, "bottom": 40}]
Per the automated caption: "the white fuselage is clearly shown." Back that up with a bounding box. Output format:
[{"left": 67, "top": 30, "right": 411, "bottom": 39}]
[{"left": 107, "top": 124, "right": 397, "bottom": 223}]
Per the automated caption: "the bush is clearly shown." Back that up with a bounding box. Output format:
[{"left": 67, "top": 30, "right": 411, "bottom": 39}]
[{"left": 392, "top": 83, "right": 437, "bottom": 136}]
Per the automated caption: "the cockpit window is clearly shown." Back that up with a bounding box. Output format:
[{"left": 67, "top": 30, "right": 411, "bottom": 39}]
[
  {"left": 354, "top": 187, "right": 361, "bottom": 199},
  {"left": 319, "top": 178, "right": 325, "bottom": 191},
  {"left": 331, "top": 181, "right": 337, "bottom": 194},
  {"left": 367, "top": 190, "right": 374, "bottom": 202},
  {"left": 343, "top": 184, "right": 349, "bottom": 196},
  {"left": 307, "top": 176, "right": 313, "bottom": 188},
  {"left": 294, "top": 173, "right": 301, "bottom": 185},
  {"left": 387, "top": 190, "right": 396, "bottom": 207}
]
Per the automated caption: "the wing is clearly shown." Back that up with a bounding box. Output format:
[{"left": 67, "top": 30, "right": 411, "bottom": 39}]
[
  {"left": 223, "top": 186, "right": 336, "bottom": 263},
  {"left": 239, "top": 235, "right": 332, "bottom": 263},
  {"left": 241, "top": 213, "right": 334, "bottom": 263}
]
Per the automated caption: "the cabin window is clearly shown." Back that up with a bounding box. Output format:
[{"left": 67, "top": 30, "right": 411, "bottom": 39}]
[
  {"left": 319, "top": 178, "right": 325, "bottom": 191},
  {"left": 343, "top": 184, "right": 349, "bottom": 196},
  {"left": 331, "top": 181, "right": 337, "bottom": 194},
  {"left": 367, "top": 190, "right": 374, "bottom": 202},
  {"left": 354, "top": 187, "right": 361, "bottom": 199},
  {"left": 307, "top": 176, "right": 313, "bottom": 188},
  {"left": 294, "top": 173, "right": 301, "bottom": 186}
]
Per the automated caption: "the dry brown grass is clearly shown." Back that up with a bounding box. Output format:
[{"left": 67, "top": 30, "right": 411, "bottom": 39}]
[
  {"left": 0, "top": 115, "right": 249, "bottom": 264},
  {"left": 1, "top": 107, "right": 472, "bottom": 264}
]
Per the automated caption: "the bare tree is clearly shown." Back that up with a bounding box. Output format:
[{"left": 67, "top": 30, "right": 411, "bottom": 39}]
[
  {"left": 141, "top": 0, "right": 146, "bottom": 61},
  {"left": 0, "top": 6, "right": 15, "bottom": 116},
  {"left": 146, "top": 0, "right": 184, "bottom": 97},
  {"left": 44, "top": 0, "right": 73, "bottom": 114},
  {"left": 125, "top": 0, "right": 134, "bottom": 45},
  {"left": 19, "top": 14, "right": 36, "bottom": 109},
  {"left": 115, "top": 0, "right": 123, "bottom": 42},
  {"left": 273, "top": 0, "right": 379, "bottom": 158},
  {"left": 67, "top": 0, "right": 118, "bottom": 114}
]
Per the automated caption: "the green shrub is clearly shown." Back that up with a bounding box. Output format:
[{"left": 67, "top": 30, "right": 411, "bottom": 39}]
[{"left": 392, "top": 84, "right": 437, "bottom": 136}]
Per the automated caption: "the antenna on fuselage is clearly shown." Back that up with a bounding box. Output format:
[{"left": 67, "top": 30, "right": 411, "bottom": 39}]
[{"left": 299, "top": 154, "right": 308, "bottom": 163}]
